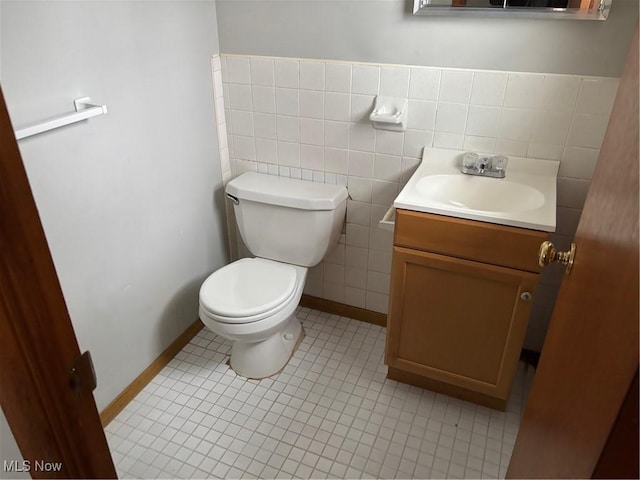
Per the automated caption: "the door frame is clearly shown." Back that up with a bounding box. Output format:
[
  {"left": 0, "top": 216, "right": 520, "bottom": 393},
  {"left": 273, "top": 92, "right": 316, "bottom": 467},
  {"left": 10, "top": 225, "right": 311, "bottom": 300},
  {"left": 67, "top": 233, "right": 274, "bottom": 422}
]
[{"left": 0, "top": 86, "right": 116, "bottom": 478}]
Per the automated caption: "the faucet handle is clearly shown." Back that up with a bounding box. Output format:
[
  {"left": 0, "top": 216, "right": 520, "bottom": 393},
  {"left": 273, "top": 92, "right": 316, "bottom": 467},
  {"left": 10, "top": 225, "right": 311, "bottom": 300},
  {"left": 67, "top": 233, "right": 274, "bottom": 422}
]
[
  {"left": 462, "top": 152, "right": 479, "bottom": 170},
  {"left": 492, "top": 155, "right": 508, "bottom": 172}
]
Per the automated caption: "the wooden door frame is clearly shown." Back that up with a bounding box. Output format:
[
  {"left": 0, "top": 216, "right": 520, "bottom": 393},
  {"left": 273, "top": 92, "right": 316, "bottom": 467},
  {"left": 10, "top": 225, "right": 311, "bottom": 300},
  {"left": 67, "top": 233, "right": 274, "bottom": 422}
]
[
  {"left": 593, "top": 369, "right": 639, "bottom": 478},
  {"left": 0, "top": 86, "right": 116, "bottom": 478}
]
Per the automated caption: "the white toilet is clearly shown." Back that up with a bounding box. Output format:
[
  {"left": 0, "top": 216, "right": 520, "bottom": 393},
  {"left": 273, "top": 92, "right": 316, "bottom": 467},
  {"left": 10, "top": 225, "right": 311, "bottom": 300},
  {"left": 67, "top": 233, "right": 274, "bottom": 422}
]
[{"left": 199, "top": 172, "right": 348, "bottom": 379}]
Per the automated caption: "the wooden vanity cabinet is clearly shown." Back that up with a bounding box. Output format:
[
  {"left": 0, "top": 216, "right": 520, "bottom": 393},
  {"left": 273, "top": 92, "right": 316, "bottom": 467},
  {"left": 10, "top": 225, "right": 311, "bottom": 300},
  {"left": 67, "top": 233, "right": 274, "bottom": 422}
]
[{"left": 385, "top": 209, "right": 548, "bottom": 410}]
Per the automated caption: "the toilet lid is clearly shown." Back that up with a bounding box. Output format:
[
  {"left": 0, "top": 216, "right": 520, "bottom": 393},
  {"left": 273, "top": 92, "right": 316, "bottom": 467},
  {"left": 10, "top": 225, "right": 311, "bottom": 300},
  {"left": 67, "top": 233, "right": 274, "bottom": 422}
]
[{"left": 199, "top": 258, "right": 298, "bottom": 319}]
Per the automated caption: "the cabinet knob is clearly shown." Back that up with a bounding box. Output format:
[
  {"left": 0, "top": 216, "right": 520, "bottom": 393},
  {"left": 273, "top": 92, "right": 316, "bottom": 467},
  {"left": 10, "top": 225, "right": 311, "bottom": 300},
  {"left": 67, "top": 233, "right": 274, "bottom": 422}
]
[
  {"left": 538, "top": 241, "right": 576, "bottom": 274},
  {"left": 520, "top": 292, "right": 532, "bottom": 301}
]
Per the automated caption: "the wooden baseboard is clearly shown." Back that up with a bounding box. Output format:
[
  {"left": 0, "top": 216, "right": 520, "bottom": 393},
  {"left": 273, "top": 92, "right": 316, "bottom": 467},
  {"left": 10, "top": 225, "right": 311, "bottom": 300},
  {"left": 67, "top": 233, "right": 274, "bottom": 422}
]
[
  {"left": 100, "top": 296, "right": 383, "bottom": 428},
  {"left": 99, "top": 319, "right": 204, "bottom": 427},
  {"left": 387, "top": 366, "right": 507, "bottom": 411},
  {"left": 300, "top": 294, "right": 387, "bottom": 327}
]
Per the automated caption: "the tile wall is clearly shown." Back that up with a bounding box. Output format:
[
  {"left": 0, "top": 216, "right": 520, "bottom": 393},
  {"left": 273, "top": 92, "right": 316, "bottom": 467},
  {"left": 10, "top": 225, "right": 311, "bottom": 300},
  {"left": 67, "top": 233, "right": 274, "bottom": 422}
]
[{"left": 211, "top": 54, "right": 619, "bottom": 351}]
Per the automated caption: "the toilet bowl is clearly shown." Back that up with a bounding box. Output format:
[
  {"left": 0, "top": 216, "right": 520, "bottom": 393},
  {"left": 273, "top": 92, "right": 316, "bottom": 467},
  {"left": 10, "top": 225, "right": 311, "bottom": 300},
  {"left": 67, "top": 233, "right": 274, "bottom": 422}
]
[
  {"left": 198, "top": 172, "right": 347, "bottom": 379},
  {"left": 199, "top": 258, "right": 307, "bottom": 379}
]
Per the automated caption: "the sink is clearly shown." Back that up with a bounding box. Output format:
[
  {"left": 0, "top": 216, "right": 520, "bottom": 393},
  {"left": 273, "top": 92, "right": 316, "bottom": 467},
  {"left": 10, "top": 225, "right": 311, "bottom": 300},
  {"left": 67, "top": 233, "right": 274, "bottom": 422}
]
[
  {"left": 394, "top": 148, "right": 559, "bottom": 232},
  {"left": 415, "top": 174, "right": 546, "bottom": 213}
]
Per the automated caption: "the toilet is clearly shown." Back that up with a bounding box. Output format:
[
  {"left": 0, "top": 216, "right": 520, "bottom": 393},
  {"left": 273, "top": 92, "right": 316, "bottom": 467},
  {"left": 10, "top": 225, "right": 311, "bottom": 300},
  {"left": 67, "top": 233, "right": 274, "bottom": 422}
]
[{"left": 199, "top": 172, "right": 348, "bottom": 379}]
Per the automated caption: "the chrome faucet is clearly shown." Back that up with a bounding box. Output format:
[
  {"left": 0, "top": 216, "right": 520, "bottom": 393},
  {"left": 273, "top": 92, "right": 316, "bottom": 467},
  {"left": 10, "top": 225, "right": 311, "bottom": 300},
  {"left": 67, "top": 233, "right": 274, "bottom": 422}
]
[{"left": 461, "top": 152, "right": 508, "bottom": 178}]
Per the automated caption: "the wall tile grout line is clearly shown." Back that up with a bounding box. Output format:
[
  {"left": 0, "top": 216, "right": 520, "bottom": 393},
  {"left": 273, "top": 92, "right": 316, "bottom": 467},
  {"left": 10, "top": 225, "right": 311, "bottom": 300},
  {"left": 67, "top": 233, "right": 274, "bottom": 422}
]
[{"left": 213, "top": 53, "right": 619, "bottom": 353}]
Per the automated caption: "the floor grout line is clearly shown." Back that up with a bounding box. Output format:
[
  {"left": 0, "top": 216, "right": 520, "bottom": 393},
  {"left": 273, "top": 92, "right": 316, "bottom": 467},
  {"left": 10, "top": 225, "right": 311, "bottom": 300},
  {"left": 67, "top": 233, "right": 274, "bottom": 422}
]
[{"left": 105, "top": 307, "right": 531, "bottom": 479}]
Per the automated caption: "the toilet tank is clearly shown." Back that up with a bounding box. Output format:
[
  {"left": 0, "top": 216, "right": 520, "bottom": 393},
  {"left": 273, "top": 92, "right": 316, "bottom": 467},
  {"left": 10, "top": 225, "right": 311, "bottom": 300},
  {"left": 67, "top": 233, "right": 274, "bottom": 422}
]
[{"left": 226, "top": 173, "right": 348, "bottom": 267}]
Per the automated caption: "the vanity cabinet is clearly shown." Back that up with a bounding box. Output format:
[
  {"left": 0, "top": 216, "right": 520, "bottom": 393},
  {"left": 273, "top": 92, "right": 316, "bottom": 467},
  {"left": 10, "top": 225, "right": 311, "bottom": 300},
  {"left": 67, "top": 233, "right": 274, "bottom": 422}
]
[{"left": 385, "top": 209, "right": 548, "bottom": 410}]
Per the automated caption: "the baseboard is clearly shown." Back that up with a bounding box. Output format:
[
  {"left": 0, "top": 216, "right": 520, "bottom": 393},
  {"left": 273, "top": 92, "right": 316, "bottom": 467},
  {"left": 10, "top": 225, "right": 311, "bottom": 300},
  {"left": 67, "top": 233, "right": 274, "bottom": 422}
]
[
  {"left": 99, "top": 319, "right": 204, "bottom": 427},
  {"left": 100, "top": 297, "right": 383, "bottom": 428},
  {"left": 300, "top": 294, "right": 387, "bottom": 328}
]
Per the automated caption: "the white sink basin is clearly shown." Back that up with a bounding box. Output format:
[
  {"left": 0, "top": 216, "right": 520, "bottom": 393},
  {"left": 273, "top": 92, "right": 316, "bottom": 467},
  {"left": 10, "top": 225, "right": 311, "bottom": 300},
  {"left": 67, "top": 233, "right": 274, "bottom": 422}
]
[
  {"left": 394, "top": 148, "right": 558, "bottom": 231},
  {"left": 415, "top": 175, "right": 546, "bottom": 213}
]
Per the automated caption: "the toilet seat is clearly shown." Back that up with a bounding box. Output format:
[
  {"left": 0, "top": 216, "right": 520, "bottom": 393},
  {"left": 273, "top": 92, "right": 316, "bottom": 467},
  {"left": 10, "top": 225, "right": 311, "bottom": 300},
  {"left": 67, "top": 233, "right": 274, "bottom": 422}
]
[{"left": 199, "top": 257, "right": 298, "bottom": 324}]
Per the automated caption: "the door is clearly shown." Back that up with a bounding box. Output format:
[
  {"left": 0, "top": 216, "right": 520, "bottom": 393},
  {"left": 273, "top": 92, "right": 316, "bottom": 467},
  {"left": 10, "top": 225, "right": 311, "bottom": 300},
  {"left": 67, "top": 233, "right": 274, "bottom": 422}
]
[
  {"left": 506, "top": 27, "right": 639, "bottom": 478},
  {"left": 0, "top": 86, "right": 116, "bottom": 478}
]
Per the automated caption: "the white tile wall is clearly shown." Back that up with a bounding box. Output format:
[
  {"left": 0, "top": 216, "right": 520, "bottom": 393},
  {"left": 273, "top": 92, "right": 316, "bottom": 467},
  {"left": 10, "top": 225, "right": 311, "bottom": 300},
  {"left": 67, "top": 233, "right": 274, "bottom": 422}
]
[{"left": 213, "top": 54, "right": 619, "bottom": 352}]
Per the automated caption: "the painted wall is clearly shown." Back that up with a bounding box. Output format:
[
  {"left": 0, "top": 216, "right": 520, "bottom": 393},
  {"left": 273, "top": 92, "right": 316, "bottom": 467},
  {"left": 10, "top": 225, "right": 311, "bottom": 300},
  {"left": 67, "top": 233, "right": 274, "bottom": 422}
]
[
  {"left": 0, "top": 410, "right": 28, "bottom": 480},
  {"left": 0, "top": 1, "right": 227, "bottom": 410},
  {"left": 215, "top": 0, "right": 638, "bottom": 77}
]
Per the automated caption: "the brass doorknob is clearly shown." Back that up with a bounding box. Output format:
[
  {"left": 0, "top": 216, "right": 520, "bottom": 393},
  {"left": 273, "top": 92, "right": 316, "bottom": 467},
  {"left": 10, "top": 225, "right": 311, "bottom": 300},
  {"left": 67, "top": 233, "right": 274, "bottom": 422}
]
[{"left": 538, "top": 241, "right": 576, "bottom": 274}]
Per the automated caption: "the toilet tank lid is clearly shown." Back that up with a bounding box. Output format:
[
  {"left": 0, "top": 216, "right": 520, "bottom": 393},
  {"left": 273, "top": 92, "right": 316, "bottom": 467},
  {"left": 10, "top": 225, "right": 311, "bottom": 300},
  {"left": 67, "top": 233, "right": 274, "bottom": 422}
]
[{"left": 226, "top": 172, "right": 348, "bottom": 210}]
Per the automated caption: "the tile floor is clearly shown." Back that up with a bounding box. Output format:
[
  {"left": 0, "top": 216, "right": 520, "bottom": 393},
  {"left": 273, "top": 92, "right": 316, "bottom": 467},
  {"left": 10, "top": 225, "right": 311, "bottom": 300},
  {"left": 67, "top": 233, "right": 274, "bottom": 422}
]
[{"left": 105, "top": 307, "right": 535, "bottom": 479}]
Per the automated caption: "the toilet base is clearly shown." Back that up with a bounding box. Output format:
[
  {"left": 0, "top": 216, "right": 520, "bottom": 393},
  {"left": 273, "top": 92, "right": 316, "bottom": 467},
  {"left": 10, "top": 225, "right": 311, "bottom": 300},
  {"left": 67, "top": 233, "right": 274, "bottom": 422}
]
[{"left": 229, "top": 315, "right": 304, "bottom": 379}]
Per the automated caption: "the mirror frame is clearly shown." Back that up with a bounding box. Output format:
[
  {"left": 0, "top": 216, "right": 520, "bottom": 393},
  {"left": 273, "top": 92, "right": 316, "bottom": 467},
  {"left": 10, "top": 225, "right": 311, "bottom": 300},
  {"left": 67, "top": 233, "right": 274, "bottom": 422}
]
[{"left": 412, "top": 0, "right": 611, "bottom": 20}]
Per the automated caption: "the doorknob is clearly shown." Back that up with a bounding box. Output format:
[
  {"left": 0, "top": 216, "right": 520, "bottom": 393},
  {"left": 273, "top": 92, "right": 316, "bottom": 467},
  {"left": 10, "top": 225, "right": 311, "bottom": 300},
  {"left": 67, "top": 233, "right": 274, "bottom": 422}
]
[{"left": 538, "top": 241, "right": 576, "bottom": 274}]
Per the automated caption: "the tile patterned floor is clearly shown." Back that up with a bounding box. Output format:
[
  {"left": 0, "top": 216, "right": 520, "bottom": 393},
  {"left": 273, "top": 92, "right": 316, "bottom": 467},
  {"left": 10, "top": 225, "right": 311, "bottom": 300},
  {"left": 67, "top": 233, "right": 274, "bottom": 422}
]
[{"left": 105, "top": 307, "right": 535, "bottom": 479}]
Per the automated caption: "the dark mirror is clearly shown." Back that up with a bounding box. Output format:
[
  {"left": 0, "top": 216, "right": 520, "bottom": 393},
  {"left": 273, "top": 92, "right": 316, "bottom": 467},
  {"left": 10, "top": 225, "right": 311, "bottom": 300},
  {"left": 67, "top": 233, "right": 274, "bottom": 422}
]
[{"left": 413, "top": 0, "right": 611, "bottom": 19}]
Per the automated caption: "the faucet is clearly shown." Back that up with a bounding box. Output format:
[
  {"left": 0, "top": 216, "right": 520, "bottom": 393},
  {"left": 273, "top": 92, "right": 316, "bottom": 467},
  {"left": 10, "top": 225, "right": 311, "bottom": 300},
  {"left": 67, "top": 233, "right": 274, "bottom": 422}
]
[{"left": 461, "top": 153, "right": 507, "bottom": 178}]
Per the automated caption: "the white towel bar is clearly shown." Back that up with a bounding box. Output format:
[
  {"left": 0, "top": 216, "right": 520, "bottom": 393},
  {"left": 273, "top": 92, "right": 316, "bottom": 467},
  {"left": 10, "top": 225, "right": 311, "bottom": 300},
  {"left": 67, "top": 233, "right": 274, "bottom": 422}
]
[{"left": 14, "top": 97, "right": 108, "bottom": 140}]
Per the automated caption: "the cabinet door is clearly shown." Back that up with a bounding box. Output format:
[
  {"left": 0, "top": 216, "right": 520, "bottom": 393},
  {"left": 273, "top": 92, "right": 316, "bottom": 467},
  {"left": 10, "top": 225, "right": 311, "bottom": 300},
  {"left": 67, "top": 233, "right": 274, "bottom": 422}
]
[{"left": 386, "top": 246, "right": 539, "bottom": 402}]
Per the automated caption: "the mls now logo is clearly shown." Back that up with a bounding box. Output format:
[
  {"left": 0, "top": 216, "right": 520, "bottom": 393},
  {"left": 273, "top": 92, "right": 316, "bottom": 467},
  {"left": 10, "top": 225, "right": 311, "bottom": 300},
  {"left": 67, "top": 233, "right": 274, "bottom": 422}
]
[
  {"left": 3, "top": 460, "right": 30, "bottom": 473},
  {"left": 4, "top": 460, "right": 63, "bottom": 473}
]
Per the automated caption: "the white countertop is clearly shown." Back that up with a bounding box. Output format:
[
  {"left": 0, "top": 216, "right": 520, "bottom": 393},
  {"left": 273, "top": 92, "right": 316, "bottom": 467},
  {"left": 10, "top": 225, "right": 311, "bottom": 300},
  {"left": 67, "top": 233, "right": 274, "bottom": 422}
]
[{"left": 394, "top": 148, "right": 559, "bottom": 232}]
